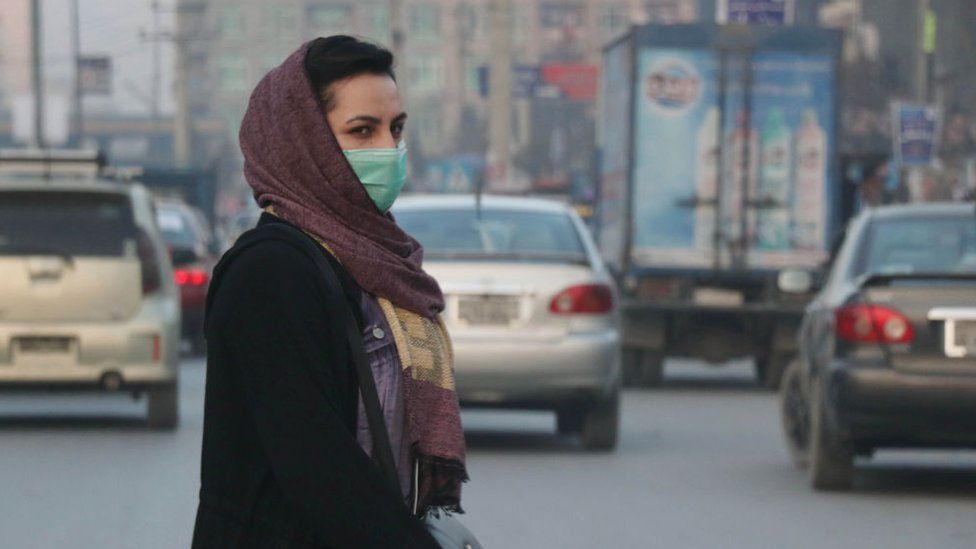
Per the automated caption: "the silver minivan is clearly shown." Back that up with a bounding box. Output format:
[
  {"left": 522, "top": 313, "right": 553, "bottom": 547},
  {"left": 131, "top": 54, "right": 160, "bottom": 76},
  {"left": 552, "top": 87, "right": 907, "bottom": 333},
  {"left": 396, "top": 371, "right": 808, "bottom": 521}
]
[{"left": 0, "top": 179, "right": 180, "bottom": 428}]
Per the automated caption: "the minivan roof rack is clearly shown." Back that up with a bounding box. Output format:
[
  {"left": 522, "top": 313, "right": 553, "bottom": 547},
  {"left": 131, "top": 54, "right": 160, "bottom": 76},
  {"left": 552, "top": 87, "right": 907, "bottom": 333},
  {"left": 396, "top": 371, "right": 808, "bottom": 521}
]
[{"left": 0, "top": 148, "right": 105, "bottom": 179}]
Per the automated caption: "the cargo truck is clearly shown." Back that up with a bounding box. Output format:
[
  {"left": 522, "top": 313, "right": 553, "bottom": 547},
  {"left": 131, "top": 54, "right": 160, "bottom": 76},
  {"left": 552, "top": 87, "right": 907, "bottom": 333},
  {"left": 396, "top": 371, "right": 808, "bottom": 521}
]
[{"left": 596, "top": 24, "right": 842, "bottom": 388}]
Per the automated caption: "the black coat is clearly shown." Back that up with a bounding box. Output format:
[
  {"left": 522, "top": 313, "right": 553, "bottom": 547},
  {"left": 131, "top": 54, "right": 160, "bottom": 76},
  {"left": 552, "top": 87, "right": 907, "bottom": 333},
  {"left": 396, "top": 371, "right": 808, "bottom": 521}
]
[{"left": 192, "top": 214, "right": 439, "bottom": 548}]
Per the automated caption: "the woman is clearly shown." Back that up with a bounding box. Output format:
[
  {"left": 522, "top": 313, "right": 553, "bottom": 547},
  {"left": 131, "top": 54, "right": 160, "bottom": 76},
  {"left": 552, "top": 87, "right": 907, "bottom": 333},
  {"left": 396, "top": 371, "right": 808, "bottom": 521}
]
[{"left": 192, "top": 36, "right": 467, "bottom": 548}]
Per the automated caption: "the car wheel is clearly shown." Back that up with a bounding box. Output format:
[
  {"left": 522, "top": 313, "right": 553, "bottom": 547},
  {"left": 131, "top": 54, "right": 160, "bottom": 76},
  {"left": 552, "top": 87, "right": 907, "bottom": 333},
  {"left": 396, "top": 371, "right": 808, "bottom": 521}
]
[
  {"left": 637, "top": 351, "right": 664, "bottom": 388},
  {"left": 779, "top": 360, "right": 810, "bottom": 469},
  {"left": 580, "top": 391, "right": 620, "bottom": 451},
  {"left": 148, "top": 382, "right": 179, "bottom": 430},
  {"left": 808, "top": 378, "right": 854, "bottom": 490},
  {"left": 556, "top": 408, "right": 584, "bottom": 435}
]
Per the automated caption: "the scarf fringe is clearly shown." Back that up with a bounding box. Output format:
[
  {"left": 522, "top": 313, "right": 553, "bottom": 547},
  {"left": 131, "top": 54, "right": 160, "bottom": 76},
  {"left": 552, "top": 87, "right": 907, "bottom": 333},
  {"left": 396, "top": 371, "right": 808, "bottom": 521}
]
[{"left": 416, "top": 455, "right": 469, "bottom": 516}]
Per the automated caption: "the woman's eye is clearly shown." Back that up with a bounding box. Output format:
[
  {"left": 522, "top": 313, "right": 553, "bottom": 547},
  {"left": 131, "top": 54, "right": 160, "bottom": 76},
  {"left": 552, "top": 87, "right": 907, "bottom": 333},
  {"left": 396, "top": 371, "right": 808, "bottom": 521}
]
[
  {"left": 352, "top": 126, "right": 371, "bottom": 138},
  {"left": 391, "top": 125, "right": 404, "bottom": 138}
]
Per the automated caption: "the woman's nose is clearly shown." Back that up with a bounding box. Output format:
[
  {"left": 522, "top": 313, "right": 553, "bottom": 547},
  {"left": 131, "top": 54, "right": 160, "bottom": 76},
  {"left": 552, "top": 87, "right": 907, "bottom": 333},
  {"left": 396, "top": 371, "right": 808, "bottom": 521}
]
[{"left": 376, "top": 131, "right": 397, "bottom": 149}]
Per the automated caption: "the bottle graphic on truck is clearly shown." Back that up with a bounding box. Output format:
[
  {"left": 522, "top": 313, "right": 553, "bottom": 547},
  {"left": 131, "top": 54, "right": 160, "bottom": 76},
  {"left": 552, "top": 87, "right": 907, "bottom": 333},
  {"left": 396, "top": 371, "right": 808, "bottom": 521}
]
[
  {"left": 722, "top": 111, "right": 759, "bottom": 249},
  {"left": 695, "top": 107, "right": 720, "bottom": 252},
  {"left": 757, "top": 109, "right": 792, "bottom": 250},
  {"left": 792, "top": 109, "right": 827, "bottom": 251}
]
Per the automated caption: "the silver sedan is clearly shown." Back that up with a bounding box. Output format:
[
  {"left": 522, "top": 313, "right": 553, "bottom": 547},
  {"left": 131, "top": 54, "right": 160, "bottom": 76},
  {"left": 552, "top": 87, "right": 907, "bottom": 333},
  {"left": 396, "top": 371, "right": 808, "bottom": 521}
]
[{"left": 395, "top": 195, "right": 622, "bottom": 449}]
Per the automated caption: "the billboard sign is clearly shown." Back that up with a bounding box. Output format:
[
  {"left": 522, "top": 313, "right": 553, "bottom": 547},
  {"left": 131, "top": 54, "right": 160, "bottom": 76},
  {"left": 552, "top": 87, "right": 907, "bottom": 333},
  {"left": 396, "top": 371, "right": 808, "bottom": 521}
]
[
  {"left": 479, "top": 65, "right": 598, "bottom": 101},
  {"left": 717, "top": 0, "right": 795, "bottom": 26},
  {"left": 892, "top": 102, "right": 942, "bottom": 167},
  {"left": 630, "top": 48, "right": 835, "bottom": 269}
]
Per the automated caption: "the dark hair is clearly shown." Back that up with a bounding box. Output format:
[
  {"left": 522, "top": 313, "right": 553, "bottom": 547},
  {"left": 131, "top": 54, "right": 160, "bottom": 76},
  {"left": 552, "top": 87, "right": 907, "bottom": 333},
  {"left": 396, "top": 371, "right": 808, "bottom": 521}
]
[{"left": 304, "top": 35, "right": 396, "bottom": 112}]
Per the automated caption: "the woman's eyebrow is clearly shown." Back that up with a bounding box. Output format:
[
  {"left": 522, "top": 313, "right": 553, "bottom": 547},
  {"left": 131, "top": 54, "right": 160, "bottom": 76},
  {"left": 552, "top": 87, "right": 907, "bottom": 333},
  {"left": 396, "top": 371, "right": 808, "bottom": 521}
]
[
  {"left": 393, "top": 113, "right": 408, "bottom": 124},
  {"left": 345, "top": 114, "right": 382, "bottom": 125}
]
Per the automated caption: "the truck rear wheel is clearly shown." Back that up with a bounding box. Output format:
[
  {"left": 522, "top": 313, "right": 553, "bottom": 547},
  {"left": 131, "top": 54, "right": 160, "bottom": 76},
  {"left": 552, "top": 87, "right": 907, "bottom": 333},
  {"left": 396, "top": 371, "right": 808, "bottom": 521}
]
[
  {"left": 808, "top": 379, "right": 854, "bottom": 490},
  {"left": 638, "top": 352, "right": 664, "bottom": 387},
  {"left": 757, "top": 351, "right": 793, "bottom": 390}
]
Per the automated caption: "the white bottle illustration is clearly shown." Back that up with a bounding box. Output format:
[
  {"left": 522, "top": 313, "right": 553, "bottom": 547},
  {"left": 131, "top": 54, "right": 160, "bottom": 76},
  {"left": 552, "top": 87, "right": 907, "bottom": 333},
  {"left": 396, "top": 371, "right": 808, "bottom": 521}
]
[
  {"left": 793, "top": 109, "right": 827, "bottom": 251},
  {"left": 758, "top": 109, "right": 792, "bottom": 250},
  {"left": 694, "top": 107, "right": 720, "bottom": 252},
  {"left": 722, "top": 111, "right": 759, "bottom": 248}
]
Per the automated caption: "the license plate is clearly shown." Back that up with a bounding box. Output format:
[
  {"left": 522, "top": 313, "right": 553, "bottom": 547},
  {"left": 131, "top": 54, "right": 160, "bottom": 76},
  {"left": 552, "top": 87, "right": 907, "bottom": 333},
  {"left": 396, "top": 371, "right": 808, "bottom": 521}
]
[
  {"left": 952, "top": 321, "right": 976, "bottom": 357},
  {"left": 17, "top": 337, "right": 72, "bottom": 354},
  {"left": 458, "top": 296, "right": 520, "bottom": 326},
  {"left": 692, "top": 287, "right": 744, "bottom": 307}
]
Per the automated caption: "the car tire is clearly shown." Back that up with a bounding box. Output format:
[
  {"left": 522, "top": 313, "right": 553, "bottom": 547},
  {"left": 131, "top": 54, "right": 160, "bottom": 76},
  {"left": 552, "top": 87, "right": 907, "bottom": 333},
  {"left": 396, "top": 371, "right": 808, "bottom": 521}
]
[
  {"left": 556, "top": 408, "right": 584, "bottom": 435},
  {"left": 148, "top": 382, "right": 179, "bottom": 430},
  {"left": 808, "top": 378, "right": 854, "bottom": 490},
  {"left": 580, "top": 391, "right": 620, "bottom": 451},
  {"left": 779, "top": 360, "right": 810, "bottom": 470},
  {"left": 637, "top": 351, "right": 664, "bottom": 388}
]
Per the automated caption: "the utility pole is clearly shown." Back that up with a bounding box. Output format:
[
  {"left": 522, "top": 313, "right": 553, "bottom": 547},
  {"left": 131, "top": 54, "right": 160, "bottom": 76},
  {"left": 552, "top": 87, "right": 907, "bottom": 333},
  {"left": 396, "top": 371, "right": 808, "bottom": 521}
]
[
  {"left": 173, "top": 0, "right": 191, "bottom": 167},
  {"left": 71, "top": 0, "right": 84, "bottom": 146},
  {"left": 30, "top": 0, "right": 45, "bottom": 149},
  {"left": 151, "top": 0, "right": 162, "bottom": 132},
  {"left": 487, "top": 0, "right": 512, "bottom": 191},
  {"left": 915, "top": 0, "right": 931, "bottom": 103}
]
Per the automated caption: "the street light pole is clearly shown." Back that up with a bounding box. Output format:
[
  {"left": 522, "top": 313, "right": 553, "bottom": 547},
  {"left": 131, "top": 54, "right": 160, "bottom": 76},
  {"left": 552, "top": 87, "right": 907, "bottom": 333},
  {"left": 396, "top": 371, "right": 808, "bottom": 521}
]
[
  {"left": 71, "top": 0, "right": 85, "bottom": 146},
  {"left": 30, "top": 0, "right": 45, "bottom": 149}
]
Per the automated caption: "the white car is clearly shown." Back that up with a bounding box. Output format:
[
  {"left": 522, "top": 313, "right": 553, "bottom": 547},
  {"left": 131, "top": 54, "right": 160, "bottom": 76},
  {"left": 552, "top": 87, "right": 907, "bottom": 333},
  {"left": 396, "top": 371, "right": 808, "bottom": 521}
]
[
  {"left": 395, "top": 195, "right": 622, "bottom": 449},
  {"left": 0, "top": 179, "right": 181, "bottom": 428}
]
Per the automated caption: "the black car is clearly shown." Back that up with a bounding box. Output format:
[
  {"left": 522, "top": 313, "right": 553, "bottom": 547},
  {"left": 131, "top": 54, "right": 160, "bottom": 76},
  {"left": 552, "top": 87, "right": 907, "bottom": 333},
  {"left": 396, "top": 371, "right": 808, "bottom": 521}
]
[
  {"left": 155, "top": 199, "right": 217, "bottom": 355},
  {"left": 779, "top": 202, "right": 976, "bottom": 490}
]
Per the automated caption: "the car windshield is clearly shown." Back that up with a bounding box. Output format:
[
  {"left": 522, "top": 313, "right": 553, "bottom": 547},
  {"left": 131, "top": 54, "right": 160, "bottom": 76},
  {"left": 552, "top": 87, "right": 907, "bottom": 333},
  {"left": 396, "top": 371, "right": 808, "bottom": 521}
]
[
  {"left": 396, "top": 207, "right": 587, "bottom": 264},
  {"left": 856, "top": 214, "right": 976, "bottom": 277},
  {"left": 156, "top": 206, "right": 199, "bottom": 250},
  {"left": 0, "top": 191, "right": 136, "bottom": 257}
]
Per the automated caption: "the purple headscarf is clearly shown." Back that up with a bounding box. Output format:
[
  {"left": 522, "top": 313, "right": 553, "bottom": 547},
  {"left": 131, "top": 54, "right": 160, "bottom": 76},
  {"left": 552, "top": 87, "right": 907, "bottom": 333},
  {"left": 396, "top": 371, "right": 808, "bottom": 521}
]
[{"left": 238, "top": 41, "right": 444, "bottom": 319}]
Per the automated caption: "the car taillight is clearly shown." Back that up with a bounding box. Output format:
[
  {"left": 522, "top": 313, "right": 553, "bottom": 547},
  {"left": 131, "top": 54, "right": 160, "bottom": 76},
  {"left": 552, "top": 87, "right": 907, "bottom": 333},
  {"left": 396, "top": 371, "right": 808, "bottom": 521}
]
[
  {"left": 137, "top": 229, "right": 162, "bottom": 295},
  {"left": 835, "top": 304, "right": 914, "bottom": 344},
  {"left": 174, "top": 268, "right": 209, "bottom": 287},
  {"left": 550, "top": 284, "right": 614, "bottom": 315}
]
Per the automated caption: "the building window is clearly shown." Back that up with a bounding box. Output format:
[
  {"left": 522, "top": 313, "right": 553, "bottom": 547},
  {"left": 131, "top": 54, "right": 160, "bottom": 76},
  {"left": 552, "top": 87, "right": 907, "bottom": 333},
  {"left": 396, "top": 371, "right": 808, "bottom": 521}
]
[
  {"left": 217, "top": 6, "right": 245, "bottom": 37},
  {"left": 409, "top": 4, "right": 441, "bottom": 40},
  {"left": 461, "top": 4, "right": 484, "bottom": 37},
  {"left": 539, "top": 3, "right": 584, "bottom": 29},
  {"left": 218, "top": 55, "right": 248, "bottom": 93},
  {"left": 601, "top": 3, "right": 630, "bottom": 40},
  {"left": 408, "top": 55, "right": 444, "bottom": 93},
  {"left": 307, "top": 4, "right": 352, "bottom": 34},
  {"left": 512, "top": 4, "right": 532, "bottom": 46}
]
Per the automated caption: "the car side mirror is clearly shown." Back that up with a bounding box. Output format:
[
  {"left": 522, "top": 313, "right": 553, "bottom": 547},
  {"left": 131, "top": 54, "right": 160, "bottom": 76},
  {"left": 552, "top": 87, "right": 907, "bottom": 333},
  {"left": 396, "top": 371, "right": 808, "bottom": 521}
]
[{"left": 778, "top": 269, "right": 814, "bottom": 294}]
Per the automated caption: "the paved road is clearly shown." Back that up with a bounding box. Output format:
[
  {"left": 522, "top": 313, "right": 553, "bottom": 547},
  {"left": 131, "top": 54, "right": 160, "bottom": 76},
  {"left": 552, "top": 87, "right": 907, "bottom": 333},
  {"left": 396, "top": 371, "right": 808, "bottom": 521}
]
[{"left": 1, "top": 359, "right": 975, "bottom": 548}]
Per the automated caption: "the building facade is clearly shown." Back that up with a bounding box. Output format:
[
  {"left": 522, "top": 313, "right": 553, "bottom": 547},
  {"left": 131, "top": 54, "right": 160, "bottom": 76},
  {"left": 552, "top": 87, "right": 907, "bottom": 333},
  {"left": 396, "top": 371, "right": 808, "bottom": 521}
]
[{"left": 175, "top": 0, "right": 699, "bottom": 210}]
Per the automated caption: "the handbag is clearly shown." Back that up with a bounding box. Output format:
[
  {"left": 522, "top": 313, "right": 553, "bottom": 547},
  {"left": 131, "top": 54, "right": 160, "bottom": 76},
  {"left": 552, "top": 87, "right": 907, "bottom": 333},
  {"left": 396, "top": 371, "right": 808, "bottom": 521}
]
[{"left": 270, "top": 222, "right": 482, "bottom": 549}]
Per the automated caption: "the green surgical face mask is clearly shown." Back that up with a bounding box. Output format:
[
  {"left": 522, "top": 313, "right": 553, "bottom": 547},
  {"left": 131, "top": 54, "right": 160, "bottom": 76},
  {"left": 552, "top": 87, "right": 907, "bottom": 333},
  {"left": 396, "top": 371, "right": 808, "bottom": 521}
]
[{"left": 343, "top": 141, "right": 407, "bottom": 213}]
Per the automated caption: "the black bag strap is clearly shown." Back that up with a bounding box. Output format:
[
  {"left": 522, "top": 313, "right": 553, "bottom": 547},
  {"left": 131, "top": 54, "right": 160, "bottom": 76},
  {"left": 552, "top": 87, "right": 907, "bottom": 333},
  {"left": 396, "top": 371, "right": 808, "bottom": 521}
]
[{"left": 256, "top": 223, "right": 404, "bottom": 502}]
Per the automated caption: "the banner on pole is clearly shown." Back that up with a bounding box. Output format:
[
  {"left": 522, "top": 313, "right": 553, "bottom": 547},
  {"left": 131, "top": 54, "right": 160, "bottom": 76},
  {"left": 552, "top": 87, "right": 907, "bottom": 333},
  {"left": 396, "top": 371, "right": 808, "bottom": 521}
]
[
  {"left": 78, "top": 56, "right": 112, "bottom": 95},
  {"left": 892, "top": 102, "right": 942, "bottom": 167}
]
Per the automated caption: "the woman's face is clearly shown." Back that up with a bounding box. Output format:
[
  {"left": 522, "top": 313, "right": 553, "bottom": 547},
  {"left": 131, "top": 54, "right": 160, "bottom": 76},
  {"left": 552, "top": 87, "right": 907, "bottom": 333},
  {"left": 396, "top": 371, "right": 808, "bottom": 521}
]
[{"left": 324, "top": 73, "right": 406, "bottom": 151}]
